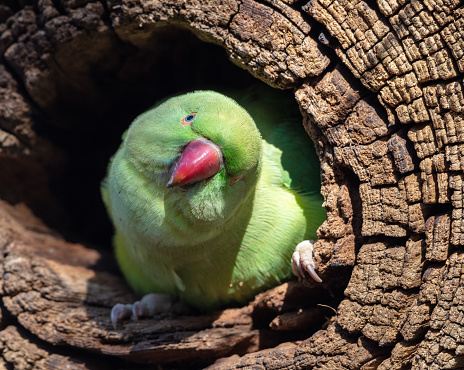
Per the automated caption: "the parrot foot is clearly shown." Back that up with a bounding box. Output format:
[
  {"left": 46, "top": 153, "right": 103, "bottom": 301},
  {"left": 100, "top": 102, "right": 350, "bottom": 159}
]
[
  {"left": 292, "top": 240, "right": 322, "bottom": 283},
  {"left": 111, "top": 293, "right": 190, "bottom": 329}
]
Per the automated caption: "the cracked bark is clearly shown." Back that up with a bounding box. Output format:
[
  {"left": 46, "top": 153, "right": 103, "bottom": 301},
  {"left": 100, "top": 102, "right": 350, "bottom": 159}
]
[{"left": 0, "top": 0, "right": 462, "bottom": 368}]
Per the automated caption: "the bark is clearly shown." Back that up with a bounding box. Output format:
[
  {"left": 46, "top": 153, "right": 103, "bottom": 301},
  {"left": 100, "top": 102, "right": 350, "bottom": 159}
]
[{"left": 0, "top": 0, "right": 461, "bottom": 368}]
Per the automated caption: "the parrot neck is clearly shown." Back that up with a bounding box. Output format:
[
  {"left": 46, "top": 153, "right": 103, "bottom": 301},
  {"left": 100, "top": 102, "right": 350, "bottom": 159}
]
[
  {"left": 131, "top": 184, "right": 257, "bottom": 263},
  {"left": 164, "top": 172, "right": 259, "bottom": 245}
]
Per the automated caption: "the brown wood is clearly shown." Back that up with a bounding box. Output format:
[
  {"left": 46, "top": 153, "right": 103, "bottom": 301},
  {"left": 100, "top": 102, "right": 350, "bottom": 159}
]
[{"left": 0, "top": 0, "right": 462, "bottom": 368}]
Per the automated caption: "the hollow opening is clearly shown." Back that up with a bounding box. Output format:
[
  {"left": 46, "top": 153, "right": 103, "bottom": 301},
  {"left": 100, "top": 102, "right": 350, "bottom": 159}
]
[
  {"left": 30, "top": 25, "right": 305, "bottom": 247},
  {"left": 0, "top": 21, "right": 330, "bottom": 364}
]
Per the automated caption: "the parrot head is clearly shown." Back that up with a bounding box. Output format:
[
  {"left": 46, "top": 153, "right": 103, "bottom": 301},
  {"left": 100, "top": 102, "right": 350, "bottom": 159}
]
[{"left": 123, "top": 91, "right": 263, "bottom": 226}]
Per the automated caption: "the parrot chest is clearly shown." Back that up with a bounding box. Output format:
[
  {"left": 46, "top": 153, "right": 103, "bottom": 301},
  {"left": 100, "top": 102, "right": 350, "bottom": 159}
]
[{"left": 106, "top": 142, "right": 319, "bottom": 310}]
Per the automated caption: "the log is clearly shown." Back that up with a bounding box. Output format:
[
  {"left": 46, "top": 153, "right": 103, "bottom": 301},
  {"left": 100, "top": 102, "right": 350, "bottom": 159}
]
[{"left": 1, "top": 0, "right": 463, "bottom": 368}]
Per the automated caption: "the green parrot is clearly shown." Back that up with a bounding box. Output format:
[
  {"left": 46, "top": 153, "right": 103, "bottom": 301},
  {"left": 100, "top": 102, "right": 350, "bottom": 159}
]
[{"left": 101, "top": 90, "right": 326, "bottom": 325}]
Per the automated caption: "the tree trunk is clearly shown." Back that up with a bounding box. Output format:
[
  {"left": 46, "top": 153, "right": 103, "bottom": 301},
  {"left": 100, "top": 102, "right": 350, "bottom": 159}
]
[{"left": 0, "top": 0, "right": 461, "bottom": 368}]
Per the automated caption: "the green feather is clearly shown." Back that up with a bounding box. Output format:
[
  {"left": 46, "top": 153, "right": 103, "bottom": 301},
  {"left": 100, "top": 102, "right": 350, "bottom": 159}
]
[{"left": 102, "top": 90, "right": 325, "bottom": 310}]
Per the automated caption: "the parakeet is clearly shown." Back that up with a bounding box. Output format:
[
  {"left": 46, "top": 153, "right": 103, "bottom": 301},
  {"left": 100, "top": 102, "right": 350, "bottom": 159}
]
[{"left": 101, "top": 89, "right": 325, "bottom": 324}]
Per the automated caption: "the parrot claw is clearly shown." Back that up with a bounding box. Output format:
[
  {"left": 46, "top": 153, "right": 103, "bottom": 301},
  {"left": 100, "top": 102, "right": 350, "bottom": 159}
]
[
  {"left": 132, "top": 293, "right": 174, "bottom": 319},
  {"left": 111, "top": 303, "right": 132, "bottom": 329},
  {"left": 292, "top": 240, "right": 322, "bottom": 283},
  {"left": 111, "top": 294, "right": 190, "bottom": 328}
]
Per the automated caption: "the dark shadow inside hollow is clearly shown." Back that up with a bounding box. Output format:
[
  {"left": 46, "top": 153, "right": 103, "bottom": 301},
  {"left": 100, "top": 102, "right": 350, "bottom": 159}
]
[{"left": 34, "top": 25, "right": 303, "bottom": 247}]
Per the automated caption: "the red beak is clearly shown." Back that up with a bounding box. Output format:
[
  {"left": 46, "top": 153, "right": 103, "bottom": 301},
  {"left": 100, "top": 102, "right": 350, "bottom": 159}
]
[{"left": 166, "top": 138, "right": 223, "bottom": 188}]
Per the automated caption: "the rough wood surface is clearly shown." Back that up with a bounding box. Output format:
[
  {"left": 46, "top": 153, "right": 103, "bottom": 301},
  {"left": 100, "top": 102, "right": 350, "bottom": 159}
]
[{"left": 1, "top": 0, "right": 464, "bottom": 368}]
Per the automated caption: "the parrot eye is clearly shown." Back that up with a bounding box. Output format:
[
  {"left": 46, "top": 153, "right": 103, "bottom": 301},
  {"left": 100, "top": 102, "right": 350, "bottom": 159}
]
[{"left": 181, "top": 112, "right": 197, "bottom": 125}]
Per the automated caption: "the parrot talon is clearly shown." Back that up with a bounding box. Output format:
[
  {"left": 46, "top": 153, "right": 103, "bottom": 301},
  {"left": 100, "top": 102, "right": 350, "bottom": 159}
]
[
  {"left": 111, "top": 303, "right": 132, "bottom": 329},
  {"left": 131, "top": 293, "right": 174, "bottom": 319},
  {"left": 292, "top": 240, "right": 322, "bottom": 283},
  {"left": 111, "top": 294, "right": 177, "bottom": 326},
  {"left": 131, "top": 301, "right": 144, "bottom": 320}
]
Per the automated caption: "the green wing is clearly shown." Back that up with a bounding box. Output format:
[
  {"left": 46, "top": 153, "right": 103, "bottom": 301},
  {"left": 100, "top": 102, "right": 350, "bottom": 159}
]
[{"left": 228, "top": 87, "right": 322, "bottom": 194}]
